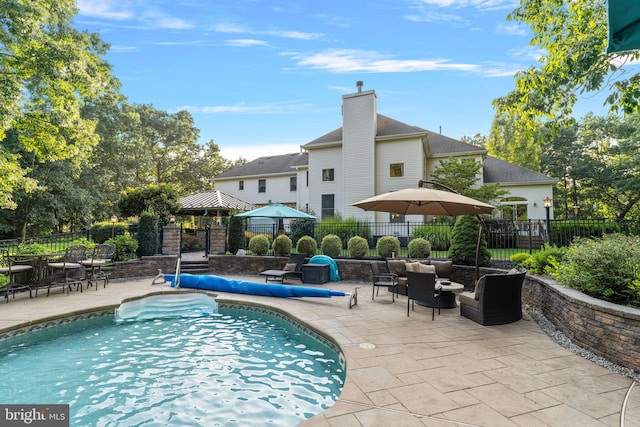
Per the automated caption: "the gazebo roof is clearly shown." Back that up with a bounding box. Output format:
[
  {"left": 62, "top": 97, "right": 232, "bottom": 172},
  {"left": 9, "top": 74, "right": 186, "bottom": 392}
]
[{"left": 179, "top": 190, "right": 254, "bottom": 214}]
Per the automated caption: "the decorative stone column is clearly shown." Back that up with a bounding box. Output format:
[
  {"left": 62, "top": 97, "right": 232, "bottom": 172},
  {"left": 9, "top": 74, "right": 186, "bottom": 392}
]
[
  {"left": 162, "top": 224, "right": 181, "bottom": 255},
  {"left": 209, "top": 225, "right": 227, "bottom": 255}
]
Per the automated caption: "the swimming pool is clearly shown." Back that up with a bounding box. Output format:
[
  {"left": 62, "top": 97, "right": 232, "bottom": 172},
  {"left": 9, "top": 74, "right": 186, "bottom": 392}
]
[{"left": 0, "top": 294, "right": 345, "bottom": 426}]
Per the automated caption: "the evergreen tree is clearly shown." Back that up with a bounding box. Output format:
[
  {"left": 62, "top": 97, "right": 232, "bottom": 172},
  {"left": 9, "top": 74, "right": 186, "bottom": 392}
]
[
  {"left": 448, "top": 216, "right": 490, "bottom": 266},
  {"left": 137, "top": 209, "right": 159, "bottom": 257}
]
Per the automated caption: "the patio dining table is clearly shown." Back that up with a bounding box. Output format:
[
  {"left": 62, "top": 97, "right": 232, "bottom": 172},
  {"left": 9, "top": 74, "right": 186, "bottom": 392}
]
[{"left": 12, "top": 253, "right": 64, "bottom": 296}]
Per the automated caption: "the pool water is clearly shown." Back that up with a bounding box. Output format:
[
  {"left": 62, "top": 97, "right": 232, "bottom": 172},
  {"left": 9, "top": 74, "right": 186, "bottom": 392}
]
[{"left": 0, "top": 303, "right": 345, "bottom": 426}]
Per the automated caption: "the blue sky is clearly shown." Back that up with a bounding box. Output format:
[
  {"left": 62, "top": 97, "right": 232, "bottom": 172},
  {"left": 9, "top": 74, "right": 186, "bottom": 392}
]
[{"left": 75, "top": 0, "right": 610, "bottom": 161}]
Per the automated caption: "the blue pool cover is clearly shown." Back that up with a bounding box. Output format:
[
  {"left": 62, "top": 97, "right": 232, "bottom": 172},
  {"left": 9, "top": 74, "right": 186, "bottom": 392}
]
[{"left": 164, "top": 273, "right": 346, "bottom": 298}]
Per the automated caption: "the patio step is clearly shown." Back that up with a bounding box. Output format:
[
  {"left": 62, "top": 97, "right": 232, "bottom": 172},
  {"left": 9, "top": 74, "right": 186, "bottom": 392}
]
[{"left": 179, "top": 259, "right": 210, "bottom": 275}]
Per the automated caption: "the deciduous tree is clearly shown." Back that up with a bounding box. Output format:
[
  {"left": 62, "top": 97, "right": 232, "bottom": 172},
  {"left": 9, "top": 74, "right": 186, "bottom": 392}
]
[
  {"left": 493, "top": 0, "right": 640, "bottom": 132},
  {"left": 0, "top": 0, "right": 115, "bottom": 208}
]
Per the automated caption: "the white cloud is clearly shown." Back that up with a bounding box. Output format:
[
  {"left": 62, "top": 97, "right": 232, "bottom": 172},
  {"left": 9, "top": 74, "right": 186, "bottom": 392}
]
[
  {"left": 77, "top": 0, "right": 133, "bottom": 20},
  {"left": 415, "top": 0, "right": 517, "bottom": 11},
  {"left": 213, "top": 23, "right": 250, "bottom": 34},
  {"left": 288, "top": 49, "right": 478, "bottom": 73},
  {"left": 177, "top": 102, "right": 311, "bottom": 115},
  {"left": 77, "top": 1, "right": 193, "bottom": 30},
  {"left": 497, "top": 22, "right": 528, "bottom": 36},
  {"left": 213, "top": 22, "right": 322, "bottom": 40},
  {"left": 264, "top": 30, "right": 323, "bottom": 40},
  {"left": 225, "top": 39, "right": 269, "bottom": 47}
]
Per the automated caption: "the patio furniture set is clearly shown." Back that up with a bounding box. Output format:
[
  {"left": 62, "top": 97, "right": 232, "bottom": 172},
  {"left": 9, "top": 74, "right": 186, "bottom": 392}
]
[
  {"left": 0, "top": 243, "right": 115, "bottom": 302},
  {"left": 371, "top": 258, "right": 526, "bottom": 325}
]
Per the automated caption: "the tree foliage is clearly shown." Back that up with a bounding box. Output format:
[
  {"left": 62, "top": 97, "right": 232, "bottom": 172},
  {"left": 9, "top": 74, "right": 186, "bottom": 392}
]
[
  {"left": 487, "top": 113, "right": 541, "bottom": 171},
  {"left": 118, "top": 184, "right": 181, "bottom": 223},
  {"left": 538, "top": 113, "right": 640, "bottom": 220},
  {"left": 493, "top": 0, "right": 640, "bottom": 132},
  {"left": 429, "top": 157, "right": 507, "bottom": 205},
  {"left": 0, "top": 0, "right": 116, "bottom": 209},
  {"left": 448, "top": 215, "right": 490, "bottom": 267},
  {"left": 136, "top": 208, "right": 159, "bottom": 257}
]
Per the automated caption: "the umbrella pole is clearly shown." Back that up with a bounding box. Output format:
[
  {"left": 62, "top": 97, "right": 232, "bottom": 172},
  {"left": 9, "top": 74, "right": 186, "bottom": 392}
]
[{"left": 475, "top": 214, "right": 488, "bottom": 282}]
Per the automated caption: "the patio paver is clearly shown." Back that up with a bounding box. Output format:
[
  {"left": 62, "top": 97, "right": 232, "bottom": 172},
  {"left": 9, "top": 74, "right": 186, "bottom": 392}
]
[{"left": 0, "top": 274, "right": 638, "bottom": 427}]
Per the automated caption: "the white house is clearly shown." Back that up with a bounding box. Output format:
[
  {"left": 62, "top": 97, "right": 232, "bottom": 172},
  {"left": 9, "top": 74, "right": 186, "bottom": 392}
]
[{"left": 214, "top": 83, "right": 557, "bottom": 222}]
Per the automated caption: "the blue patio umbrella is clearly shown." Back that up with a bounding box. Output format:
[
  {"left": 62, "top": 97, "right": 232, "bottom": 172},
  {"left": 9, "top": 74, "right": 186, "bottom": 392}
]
[{"left": 236, "top": 203, "right": 316, "bottom": 219}]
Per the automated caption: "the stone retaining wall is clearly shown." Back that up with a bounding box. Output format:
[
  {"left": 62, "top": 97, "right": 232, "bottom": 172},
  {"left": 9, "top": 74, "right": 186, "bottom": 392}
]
[
  {"left": 112, "top": 254, "right": 640, "bottom": 373},
  {"left": 522, "top": 274, "right": 640, "bottom": 373}
]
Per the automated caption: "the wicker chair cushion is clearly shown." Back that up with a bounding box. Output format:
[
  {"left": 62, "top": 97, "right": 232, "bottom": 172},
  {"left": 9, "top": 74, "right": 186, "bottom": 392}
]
[
  {"left": 405, "top": 262, "right": 421, "bottom": 272},
  {"left": 473, "top": 275, "right": 486, "bottom": 300},
  {"left": 418, "top": 264, "right": 436, "bottom": 274}
]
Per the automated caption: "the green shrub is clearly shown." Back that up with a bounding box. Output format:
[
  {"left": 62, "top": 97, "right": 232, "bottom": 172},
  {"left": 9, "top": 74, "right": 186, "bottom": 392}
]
[
  {"left": 181, "top": 234, "right": 204, "bottom": 251},
  {"left": 530, "top": 244, "right": 567, "bottom": 275},
  {"left": 549, "top": 220, "right": 621, "bottom": 246},
  {"left": 376, "top": 236, "right": 400, "bottom": 258},
  {"left": 448, "top": 215, "right": 490, "bottom": 266},
  {"left": 137, "top": 209, "right": 159, "bottom": 257},
  {"left": 408, "top": 238, "right": 431, "bottom": 258},
  {"left": 91, "top": 221, "right": 128, "bottom": 244},
  {"left": 106, "top": 234, "right": 138, "bottom": 261},
  {"left": 290, "top": 218, "right": 315, "bottom": 246},
  {"left": 413, "top": 224, "right": 451, "bottom": 251},
  {"left": 227, "top": 215, "right": 246, "bottom": 254},
  {"left": 554, "top": 234, "right": 640, "bottom": 306},
  {"left": 321, "top": 234, "right": 342, "bottom": 258},
  {"left": 248, "top": 234, "right": 270, "bottom": 255},
  {"left": 296, "top": 235, "right": 318, "bottom": 257},
  {"left": 510, "top": 253, "right": 533, "bottom": 269},
  {"left": 347, "top": 236, "right": 369, "bottom": 258},
  {"left": 14, "top": 243, "right": 50, "bottom": 255},
  {"left": 272, "top": 234, "right": 292, "bottom": 257},
  {"left": 316, "top": 217, "right": 371, "bottom": 248}
]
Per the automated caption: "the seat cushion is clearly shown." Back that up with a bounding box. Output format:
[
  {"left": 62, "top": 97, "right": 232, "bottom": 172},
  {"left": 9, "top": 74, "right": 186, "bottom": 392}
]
[
  {"left": 430, "top": 260, "right": 452, "bottom": 278},
  {"left": 283, "top": 263, "right": 297, "bottom": 272},
  {"left": 459, "top": 292, "right": 479, "bottom": 308},
  {"left": 387, "top": 260, "right": 406, "bottom": 277},
  {"left": 418, "top": 263, "right": 436, "bottom": 274},
  {"left": 405, "top": 262, "right": 421, "bottom": 272},
  {"left": 473, "top": 275, "right": 486, "bottom": 300}
]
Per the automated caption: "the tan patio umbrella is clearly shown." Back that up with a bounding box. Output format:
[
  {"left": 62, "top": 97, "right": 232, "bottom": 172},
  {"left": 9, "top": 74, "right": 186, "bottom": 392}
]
[
  {"left": 352, "top": 180, "right": 495, "bottom": 280},
  {"left": 352, "top": 186, "right": 495, "bottom": 216}
]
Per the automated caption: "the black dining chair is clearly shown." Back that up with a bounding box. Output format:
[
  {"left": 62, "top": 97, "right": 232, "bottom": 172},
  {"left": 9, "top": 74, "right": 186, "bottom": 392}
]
[
  {"left": 47, "top": 245, "right": 87, "bottom": 295},
  {"left": 371, "top": 262, "right": 399, "bottom": 302},
  {"left": 0, "top": 249, "right": 33, "bottom": 302},
  {"left": 406, "top": 271, "right": 440, "bottom": 320},
  {"left": 82, "top": 244, "right": 115, "bottom": 290}
]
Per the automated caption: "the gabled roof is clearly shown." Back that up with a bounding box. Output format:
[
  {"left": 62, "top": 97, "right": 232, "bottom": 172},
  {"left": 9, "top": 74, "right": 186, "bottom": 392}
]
[
  {"left": 179, "top": 190, "right": 254, "bottom": 212},
  {"left": 483, "top": 156, "right": 557, "bottom": 185},
  {"left": 427, "top": 131, "right": 485, "bottom": 156},
  {"left": 303, "top": 114, "right": 426, "bottom": 147},
  {"left": 302, "top": 114, "right": 485, "bottom": 156},
  {"left": 214, "top": 152, "right": 308, "bottom": 180}
]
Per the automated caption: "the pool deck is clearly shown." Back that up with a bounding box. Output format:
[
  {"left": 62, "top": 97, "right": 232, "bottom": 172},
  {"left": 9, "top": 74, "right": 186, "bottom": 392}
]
[{"left": 1, "top": 275, "right": 639, "bottom": 427}]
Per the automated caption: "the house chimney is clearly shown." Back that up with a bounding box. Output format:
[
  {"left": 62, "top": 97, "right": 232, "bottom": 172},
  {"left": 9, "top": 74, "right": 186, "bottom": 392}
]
[{"left": 356, "top": 80, "right": 363, "bottom": 93}]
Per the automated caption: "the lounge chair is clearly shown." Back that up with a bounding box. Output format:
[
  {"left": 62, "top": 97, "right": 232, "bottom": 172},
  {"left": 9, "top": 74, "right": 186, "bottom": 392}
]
[
  {"left": 406, "top": 271, "right": 440, "bottom": 320},
  {"left": 459, "top": 271, "right": 526, "bottom": 325},
  {"left": 260, "top": 253, "right": 306, "bottom": 283}
]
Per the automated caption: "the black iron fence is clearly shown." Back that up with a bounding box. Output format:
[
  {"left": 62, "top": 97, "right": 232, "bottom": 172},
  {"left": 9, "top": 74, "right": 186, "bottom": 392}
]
[
  {"left": 0, "top": 231, "right": 91, "bottom": 254},
  {"left": 243, "top": 218, "right": 640, "bottom": 262},
  {"left": 3, "top": 218, "right": 640, "bottom": 265}
]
